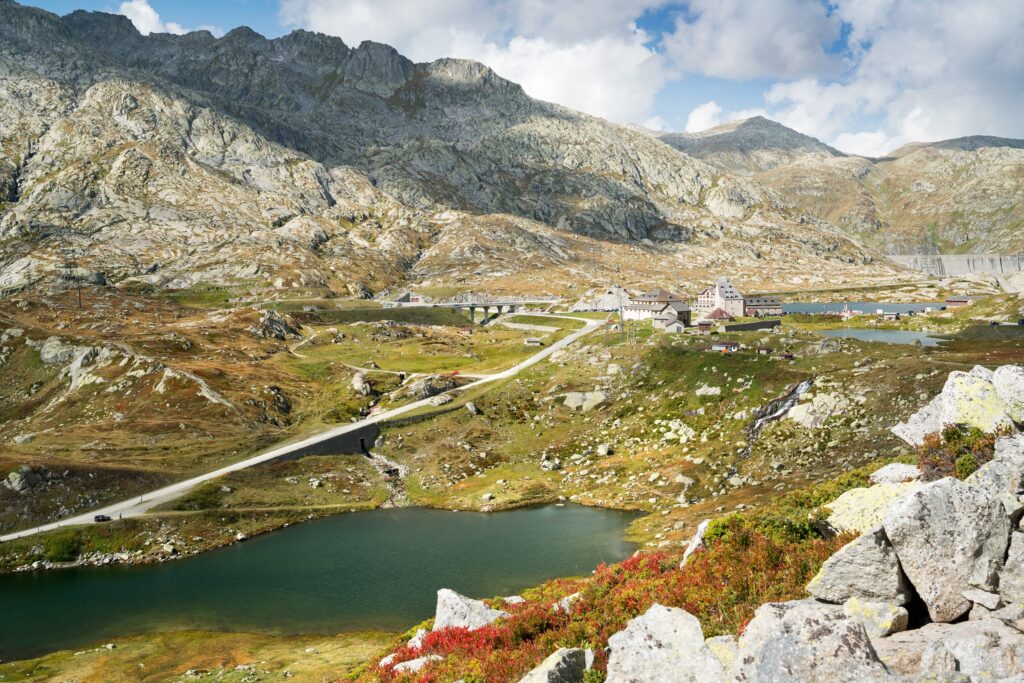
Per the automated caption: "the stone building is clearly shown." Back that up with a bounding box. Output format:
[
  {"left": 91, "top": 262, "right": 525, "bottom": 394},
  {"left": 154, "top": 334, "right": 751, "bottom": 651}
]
[{"left": 694, "top": 278, "right": 745, "bottom": 318}]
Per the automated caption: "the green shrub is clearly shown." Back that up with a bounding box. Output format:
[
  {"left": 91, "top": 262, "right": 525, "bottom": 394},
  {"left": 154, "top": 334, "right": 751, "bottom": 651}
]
[
  {"left": 45, "top": 530, "right": 84, "bottom": 562},
  {"left": 918, "top": 424, "right": 996, "bottom": 481}
]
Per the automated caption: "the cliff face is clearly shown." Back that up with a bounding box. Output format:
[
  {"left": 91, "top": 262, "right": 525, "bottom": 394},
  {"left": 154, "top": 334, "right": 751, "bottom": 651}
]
[{"left": 0, "top": 0, "right": 900, "bottom": 294}]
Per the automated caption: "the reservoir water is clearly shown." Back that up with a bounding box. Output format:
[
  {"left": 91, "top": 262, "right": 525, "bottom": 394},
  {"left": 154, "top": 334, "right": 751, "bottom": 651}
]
[
  {"left": 1, "top": 504, "right": 637, "bottom": 662},
  {"left": 817, "top": 328, "right": 946, "bottom": 347},
  {"left": 784, "top": 302, "right": 944, "bottom": 315}
]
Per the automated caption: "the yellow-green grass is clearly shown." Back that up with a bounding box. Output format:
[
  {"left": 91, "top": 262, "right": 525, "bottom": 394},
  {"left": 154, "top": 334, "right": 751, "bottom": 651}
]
[{"left": 0, "top": 629, "right": 392, "bottom": 682}]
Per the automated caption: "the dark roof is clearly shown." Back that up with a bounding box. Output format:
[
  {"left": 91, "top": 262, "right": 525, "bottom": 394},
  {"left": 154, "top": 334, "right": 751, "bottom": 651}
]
[
  {"left": 745, "top": 296, "right": 781, "bottom": 306},
  {"left": 632, "top": 288, "right": 682, "bottom": 303}
]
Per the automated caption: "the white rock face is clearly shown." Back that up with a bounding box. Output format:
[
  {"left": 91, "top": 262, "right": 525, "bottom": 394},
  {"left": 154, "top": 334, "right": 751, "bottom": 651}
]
[
  {"left": 392, "top": 654, "right": 442, "bottom": 674},
  {"left": 892, "top": 365, "right": 1021, "bottom": 445},
  {"left": 432, "top": 589, "right": 509, "bottom": 631},
  {"left": 806, "top": 526, "right": 911, "bottom": 605},
  {"left": 786, "top": 392, "right": 850, "bottom": 428},
  {"left": 562, "top": 391, "right": 606, "bottom": 412},
  {"left": 882, "top": 477, "right": 1010, "bottom": 622},
  {"left": 869, "top": 463, "right": 921, "bottom": 484},
  {"left": 994, "top": 365, "right": 1024, "bottom": 422},
  {"left": 516, "top": 648, "right": 586, "bottom": 683},
  {"left": 728, "top": 600, "right": 893, "bottom": 682},
  {"left": 606, "top": 604, "right": 725, "bottom": 683}
]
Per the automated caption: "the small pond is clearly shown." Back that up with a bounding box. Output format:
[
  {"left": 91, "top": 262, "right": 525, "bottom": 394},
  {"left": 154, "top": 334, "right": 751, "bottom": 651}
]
[{"left": 817, "top": 328, "right": 946, "bottom": 347}]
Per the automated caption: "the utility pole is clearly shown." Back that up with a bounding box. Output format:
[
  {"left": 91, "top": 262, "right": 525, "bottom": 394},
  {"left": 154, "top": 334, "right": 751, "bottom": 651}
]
[{"left": 59, "top": 246, "right": 83, "bottom": 309}]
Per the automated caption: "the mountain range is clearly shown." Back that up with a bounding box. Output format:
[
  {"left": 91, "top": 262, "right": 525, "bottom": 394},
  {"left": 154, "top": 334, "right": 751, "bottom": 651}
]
[{"left": 0, "top": 0, "right": 1021, "bottom": 298}]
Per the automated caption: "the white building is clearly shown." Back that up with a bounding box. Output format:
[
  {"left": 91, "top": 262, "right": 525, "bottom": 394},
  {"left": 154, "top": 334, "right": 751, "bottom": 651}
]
[
  {"left": 694, "top": 278, "right": 745, "bottom": 318},
  {"left": 623, "top": 288, "right": 691, "bottom": 324}
]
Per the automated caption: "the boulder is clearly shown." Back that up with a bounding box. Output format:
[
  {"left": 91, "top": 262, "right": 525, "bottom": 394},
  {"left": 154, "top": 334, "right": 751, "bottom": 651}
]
[
  {"left": 824, "top": 482, "right": 922, "bottom": 534},
  {"left": 248, "top": 310, "right": 299, "bottom": 340},
  {"left": 872, "top": 619, "right": 1024, "bottom": 679},
  {"left": 994, "top": 365, "right": 1024, "bottom": 423},
  {"left": 562, "top": 391, "right": 606, "bottom": 412},
  {"left": 892, "top": 365, "right": 1021, "bottom": 446},
  {"left": 465, "top": 401, "right": 480, "bottom": 416},
  {"left": 882, "top": 477, "right": 1010, "bottom": 622},
  {"left": 964, "top": 434, "right": 1024, "bottom": 518},
  {"left": 787, "top": 392, "right": 850, "bottom": 428},
  {"left": 4, "top": 465, "right": 42, "bottom": 492},
  {"left": 869, "top": 463, "right": 921, "bottom": 485},
  {"left": 806, "top": 526, "right": 911, "bottom": 605},
  {"left": 728, "top": 600, "right": 893, "bottom": 682},
  {"left": 842, "top": 597, "right": 909, "bottom": 638},
  {"left": 351, "top": 372, "right": 371, "bottom": 396},
  {"left": 998, "top": 531, "right": 1024, "bottom": 604},
  {"left": 606, "top": 604, "right": 725, "bottom": 683},
  {"left": 517, "top": 648, "right": 586, "bottom": 683},
  {"left": 392, "top": 654, "right": 442, "bottom": 674},
  {"left": 432, "top": 589, "right": 508, "bottom": 631}
]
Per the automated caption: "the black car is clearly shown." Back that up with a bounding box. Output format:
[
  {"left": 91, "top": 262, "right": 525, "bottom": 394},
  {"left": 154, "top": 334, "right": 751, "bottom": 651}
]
[{"left": 94, "top": 514, "right": 112, "bottom": 523}]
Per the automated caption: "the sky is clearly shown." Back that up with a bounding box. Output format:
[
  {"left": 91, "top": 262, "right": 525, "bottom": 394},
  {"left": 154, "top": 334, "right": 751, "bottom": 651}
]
[{"left": 24, "top": 0, "right": 1024, "bottom": 157}]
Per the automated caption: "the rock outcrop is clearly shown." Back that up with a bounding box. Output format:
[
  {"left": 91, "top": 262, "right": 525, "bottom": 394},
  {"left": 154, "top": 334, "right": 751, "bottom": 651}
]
[
  {"left": 606, "top": 604, "right": 725, "bottom": 683},
  {"left": 517, "top": 648, "right": 587, "bottom": 683},
  {"left": 806, "top": 526, "right": 911, "bottom": 605},
  {"left": 432, "top": 588, "right": 508, "bottom": 631},
  {"left": 892, "top": 365, "right": 1021, "bottom": 446}
]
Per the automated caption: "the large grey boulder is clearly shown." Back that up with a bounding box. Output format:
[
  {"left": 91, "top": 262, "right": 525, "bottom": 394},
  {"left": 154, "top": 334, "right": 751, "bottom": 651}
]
[
  {"left": 965, "top": 434, "right": 1024, "bottom": 518},
  {"left": 517, "top": 648, "right": 586, "bottom": 683},
  {"left": 892, "top": 366, "right": 1020, "bottom": 446},
  {"left": 728, "top": 600, "right": 893, "bottom": 682},
  {"left": 994, "top": 365, "right": 1024, "bottom": 423},
  {"left": 806, "top": 526, "right": 911, "bottom": 605},
  {"left": 432, "top": 589, "right": 508, "bottom": 631},
  {"left": 842, "top": 597, "right": 909, "bottom": 638},
  {"left": 872, "top": 619, "right": 1024, "bottom": 679},
  {"left": 998, "top": 531, "right": 1024, "bottom": 604},
  {"left": 882, "top": 477, "right": 1010, "bottom": 622},
  {"left": 4, "top": 465, "right": 42, "bottom": 493},
  {"left": 606, "top": 604, "right": 725, "bottom": 683}
]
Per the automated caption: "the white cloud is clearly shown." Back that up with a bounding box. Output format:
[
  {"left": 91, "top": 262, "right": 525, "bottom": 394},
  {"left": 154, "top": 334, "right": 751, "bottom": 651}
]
[
  {"left": 764, "top": 0, "right": 1024, "bottom": 154},
  {"left": 278, "top": 0, "right": 669, "bottom": 124},
  {"left": 119, "top": 0, "right": 224, "bottom": 37},
  {"left": 663, "top": 0, "right": 840, "bottom": 80},
  {"left": 685, "top": 100, "right": 721, "bottom": 132}
]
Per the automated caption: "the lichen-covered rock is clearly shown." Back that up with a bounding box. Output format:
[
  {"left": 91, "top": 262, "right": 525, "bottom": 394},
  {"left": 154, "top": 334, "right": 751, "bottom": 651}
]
[
  {"left": 872, "top": 619, "right": 1024, "bottom": 679},
  {"left": 432, "top": 589, "right": 508, "bottom": 631},
  {"left": 392, "top": 654, "right": 442, "bottom": 674},
  {"left": 882, "top": 477, "right": 1010, "bottom": 622},
  {"left": 824, "top": 482, "right": 922, "bottom": 534},
  {"left": 704, "top": 635, "right": 737, "bottom": 670},
  {"left": 786, "top": 392, "right": 850, "bottom": 428},
  {"left": 994, "top": 365, "right": 1024, "bottom": 423},
  {"left": 517, "top": 648, "right": 586, "bottom": 683},
  {"left": 562, "top": 391, "right": 606, "bottom": 412},
  {"left": 728, "top": 600, "right": 893, "bottom": 682},
  {"left": 606, "top": 604, "right": 725, "bottom": 683},
  {"left": 806, "top": 526, "right": 911, "bottom": 605},
  {"left": 892, "top": 366, "right": 1021, "bottom": 445},
  {"left": 842, "top": 597, "right": 909, "bottom": 638}
]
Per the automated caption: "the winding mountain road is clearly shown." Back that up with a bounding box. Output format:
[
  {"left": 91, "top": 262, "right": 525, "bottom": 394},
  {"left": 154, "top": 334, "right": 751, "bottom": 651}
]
[{"left": 0, "top": 315, "right": 599, "bottom": 543}]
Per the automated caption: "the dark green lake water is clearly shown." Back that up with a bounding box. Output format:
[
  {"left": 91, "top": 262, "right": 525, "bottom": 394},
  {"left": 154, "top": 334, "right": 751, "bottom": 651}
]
[{"left": 1, "top": 505, "right": 637, "bottom": 661}]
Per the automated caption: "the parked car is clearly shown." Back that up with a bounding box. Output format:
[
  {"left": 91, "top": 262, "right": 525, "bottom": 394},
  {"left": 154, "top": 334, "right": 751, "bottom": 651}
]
[{"left": 94, "top": 514, "right": 112, "bottom": 523}]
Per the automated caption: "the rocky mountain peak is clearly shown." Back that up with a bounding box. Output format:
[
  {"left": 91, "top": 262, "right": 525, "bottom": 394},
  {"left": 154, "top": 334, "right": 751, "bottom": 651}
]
[{"left": 888, "top": 135, "right": 1024, "bottom": 158}]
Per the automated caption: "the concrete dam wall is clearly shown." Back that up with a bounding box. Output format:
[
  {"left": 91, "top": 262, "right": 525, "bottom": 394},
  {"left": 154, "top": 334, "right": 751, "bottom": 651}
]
[{"left": 890, "top": 254, "right": 1024, "bottom": 277}]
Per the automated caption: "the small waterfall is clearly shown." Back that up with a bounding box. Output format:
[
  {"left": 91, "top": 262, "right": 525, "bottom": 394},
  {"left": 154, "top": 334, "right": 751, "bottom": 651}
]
[{"left": 741, "top": 378, "right": 814, "bottom": 458}]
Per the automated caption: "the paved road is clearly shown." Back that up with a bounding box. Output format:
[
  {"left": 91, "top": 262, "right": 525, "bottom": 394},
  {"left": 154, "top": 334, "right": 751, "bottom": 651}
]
[{"left": 0, "top": 315, "right": 599, "bottom": 543}]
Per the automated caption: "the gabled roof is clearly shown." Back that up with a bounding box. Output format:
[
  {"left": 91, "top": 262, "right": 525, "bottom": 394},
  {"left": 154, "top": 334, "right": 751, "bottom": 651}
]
[
  {"left": 705, "top": 307, "right": 734, "bottom": 320},
  {"left": 632, "top": 288, "right": 682, "bottom": 302}
]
